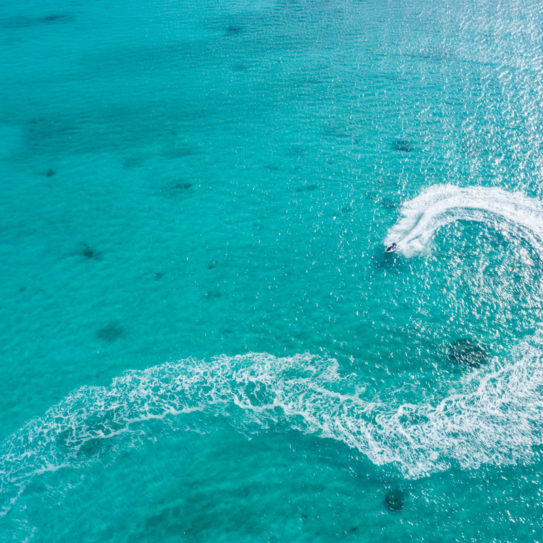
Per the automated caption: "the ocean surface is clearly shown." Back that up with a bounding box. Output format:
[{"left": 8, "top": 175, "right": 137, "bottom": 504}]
[{"left": 1, "top": 0, "right": 542, "bottom": 540}]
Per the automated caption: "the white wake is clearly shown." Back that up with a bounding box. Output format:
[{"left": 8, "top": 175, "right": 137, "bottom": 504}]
[
  {"left": 384, "top": 184, "right": 543, "bottom": 257},
  {"left": 1, "top": 341, "right": 543, "bottom": 516}
]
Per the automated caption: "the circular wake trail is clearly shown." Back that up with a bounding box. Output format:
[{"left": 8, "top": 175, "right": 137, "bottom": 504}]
[{"left": 384, "top": 184, "right": 543, "bottom": 257}]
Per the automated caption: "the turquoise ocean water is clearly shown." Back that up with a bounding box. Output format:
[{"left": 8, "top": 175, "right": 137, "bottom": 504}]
[{"left": 1, "top": 0, "right": 543, "bottom": 540}]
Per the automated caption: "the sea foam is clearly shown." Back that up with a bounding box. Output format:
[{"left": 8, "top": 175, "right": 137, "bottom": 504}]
[{"left": 1, "top": 340, "right": 543, "bottom": 515}]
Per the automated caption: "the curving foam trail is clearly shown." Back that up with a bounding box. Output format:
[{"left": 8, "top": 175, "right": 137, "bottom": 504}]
[
  {"left": 1, "top": 345, "right": 543, "bottom": 514},
  {"left": 384, "top": 184, "right": 543, "bottom": 257}
]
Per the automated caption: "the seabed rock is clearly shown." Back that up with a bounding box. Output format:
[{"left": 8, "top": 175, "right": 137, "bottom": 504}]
[
  {"left": 392, "top": 139, "right": 413, "bottom": 153},
  {"left": 225, "top": 24, "right": 243, "bottom": 36},
  {"left": 448, "top": 338, "right": 489, "bottom": 368},
  {"left": 384, "top": 489, "right": 405, "bottom": 512},
  {"left": 205, "top": 288, "right": 222, "bottom": 299},
  {"left": 162, "top": 179, "right": 194, "bottom": 198},
  {"left": 295, "top": 184, "right": 318, "bottom": 193},
  {"left": 78, "top": 242, "right": 103, "bottom": 261},
  {"left": 96, "top": 322, "right": 125, "bottom": 342}
]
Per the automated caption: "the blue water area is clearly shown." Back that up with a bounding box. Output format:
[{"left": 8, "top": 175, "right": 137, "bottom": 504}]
[{"left": 1, "top": 0, "right": 543, "bottom": 540}]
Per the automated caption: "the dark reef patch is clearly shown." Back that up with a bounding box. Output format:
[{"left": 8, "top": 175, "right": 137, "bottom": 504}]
[
  {"left": 154, "top": 271, "right": 165, "bottom": 281},
  {"left": 205, "top": 288, "right": 222, "bottom": 299},
  {"left": 77, "top": 242, "right": 103, "bottom": 261},
  {"left": 448, "top": 338, "right": 489, "bottom": 368},
  {"left": 172, "top": 180, "right": 193, "bottom": 191},
  {"left": 44, "top": 168, "right": 56, "bottom": 177},
  {"left": 225, "top": 24, "right": 243, "bottom": 36},
  {"left": 162, "top": 179, "right": 195, "bottom": 198},
  {"left": 379, "top": 196, "right": 398, "bottom": 210},
  {"left": 363, "top": 189, "right": 379, "bottom": 201},
  {"left": 384, "top": 490, "right": 405, "bottom": 512},
  {"left": 392, "top": 139, "right": 413, "bottom": 153},
  {"left": 3, "top": 13, "right": 74, "bottom": 29},
  {"left": 96, "top": 322, "right": 125, "bottom": 342},
  {"left": 25, "top": 116, "right": 78, "bottom": 152},
  {"left": 123, "top": 155, "right": 146, "bottom": 169},
  {"left": 295, "top": 184, "right": 318, "bottom": 193},
  {"left": 39, "top": 14, "right": 73, "bottom": 23}
]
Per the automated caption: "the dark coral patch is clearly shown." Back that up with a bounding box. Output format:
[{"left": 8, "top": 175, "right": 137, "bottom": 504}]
[
  {"left": 96, "top": 323, "right": 125, "bottom": 342},
  {"left": 379, "top": 196, "right": 398, "bottom": 210},
  {"left": 44, "top": 168, "right": 56, "bottom": 177},
  {"left": 295, "top": 184, "right": 318, "bottom": 193},
  {"left": 225, "top": 24, "right": 243, "bottom": 36},
  {"left": 205, "top": 288, "right": 222, "bottom": 299},
  {"left": 448, "top": 338, "right": 489, "bottom": 368},
  {"left": 162, "top": 179, "right": 195, "bottom": 198},
  {"left": 3, "top": 13, "right": 73, "bottom": 29},
  {"left": 39, "top": 13, "right": 74, "bottom": 24},
  {"left": 384, "top": 490, "right": 405, "bottom": 511},
  {"left": 123, "top": 155, "right": 146, "bottom": 169},
  {"left": 363, "top": 189, "right": 379, "bottom": 201},
  {"left": 78, "top": 243, "right": 103, "bottom": 261},
  {"left": 172, "top": 180, "right": 193, "bottom": 191},
  {"left": 392, "top": 139, "right": 413, "bottom": 152}
]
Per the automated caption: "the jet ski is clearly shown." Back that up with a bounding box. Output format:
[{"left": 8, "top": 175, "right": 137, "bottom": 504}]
[{"left": 385, "top": 242, "right": 398, "bottom": 253}]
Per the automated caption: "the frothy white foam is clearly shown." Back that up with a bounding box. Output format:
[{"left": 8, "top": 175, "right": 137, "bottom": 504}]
[
  {"left": 1, "top": 343, "right": 543, "bottom": 513},
  {"left": 384, "top": 184, "right": 543, "bottom": 257}
]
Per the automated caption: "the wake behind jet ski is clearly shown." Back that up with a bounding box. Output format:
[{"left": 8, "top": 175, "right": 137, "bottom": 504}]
[{"left": 385, "top": 242, "right": 398, "bottom": 253}]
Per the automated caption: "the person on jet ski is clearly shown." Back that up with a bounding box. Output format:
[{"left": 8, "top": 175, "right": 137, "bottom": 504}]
[{"left": 385, "top": 242, "right": 398, "bottom": 253}]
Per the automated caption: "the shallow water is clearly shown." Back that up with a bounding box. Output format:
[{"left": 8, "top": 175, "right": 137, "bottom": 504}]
[{"left": 1, "top": 0, "right": 543, "bottom": 540}]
